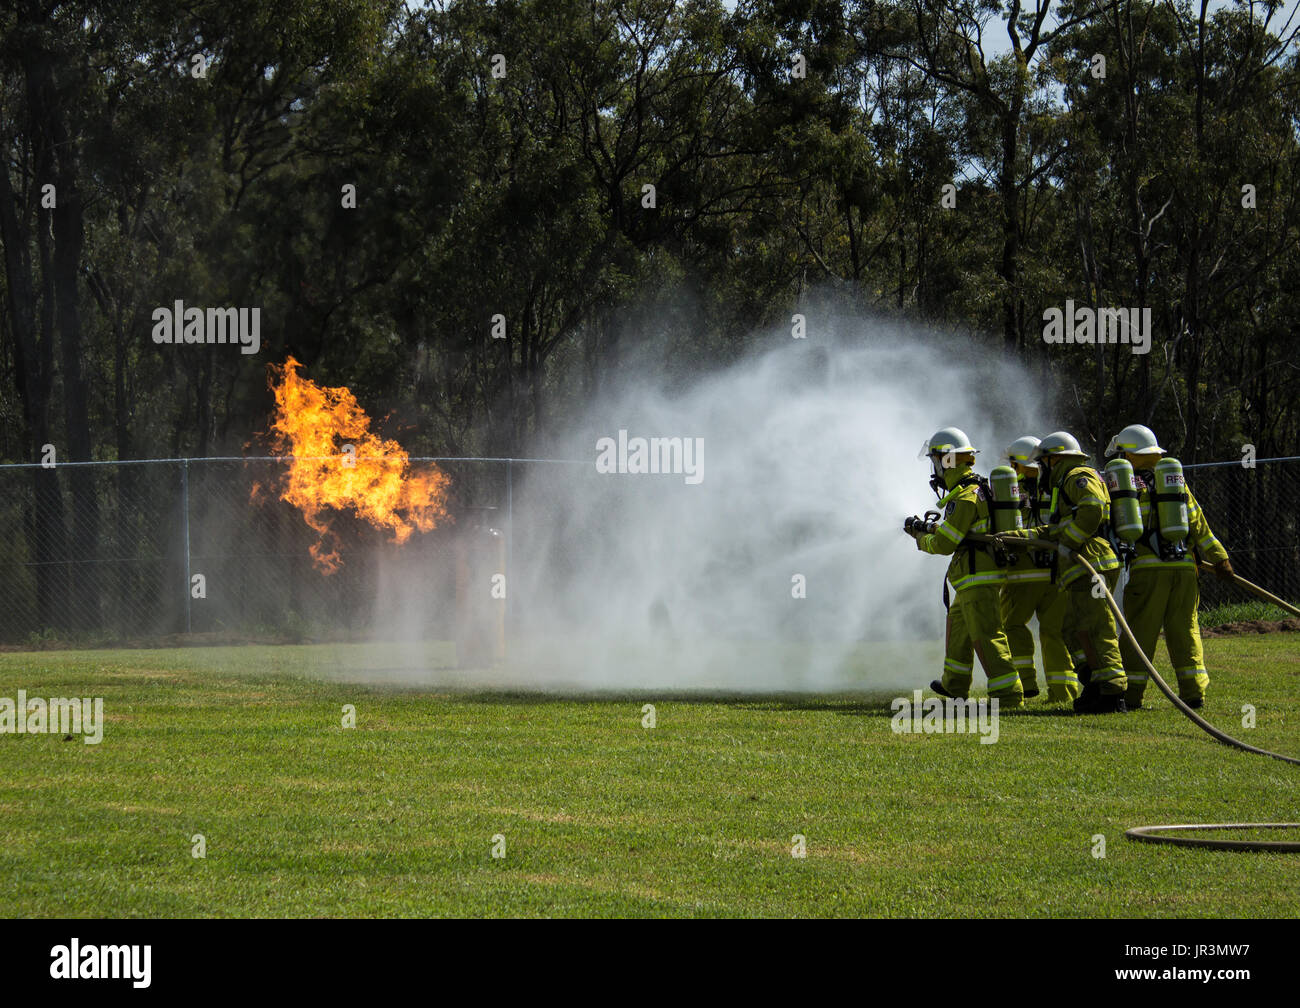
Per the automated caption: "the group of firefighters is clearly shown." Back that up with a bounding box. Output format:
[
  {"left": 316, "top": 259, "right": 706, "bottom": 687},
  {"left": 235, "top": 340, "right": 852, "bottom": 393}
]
[{"left": 905, "top": 424, "right": 1234, "bottom": 714}]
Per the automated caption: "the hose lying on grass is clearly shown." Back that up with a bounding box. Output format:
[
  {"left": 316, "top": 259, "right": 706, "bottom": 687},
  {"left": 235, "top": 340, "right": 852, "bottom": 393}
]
[
  {"left": 977, "top": 533, "right": 1300, "bottom": 853},
  {"left": 1124, "top": 823, "right": 1300, "bottom": 852}
]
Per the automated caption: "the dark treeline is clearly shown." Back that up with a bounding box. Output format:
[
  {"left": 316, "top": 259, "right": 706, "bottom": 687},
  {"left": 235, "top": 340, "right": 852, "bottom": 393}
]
[{"left": 2, "top": 0, "right": 1298, "bottom": 466}]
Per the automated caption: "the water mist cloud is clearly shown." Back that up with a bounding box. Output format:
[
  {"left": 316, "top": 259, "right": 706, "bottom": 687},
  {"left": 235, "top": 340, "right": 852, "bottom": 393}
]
[{"left": 501, "top": 308, "right": 1048, "bottom": 693}]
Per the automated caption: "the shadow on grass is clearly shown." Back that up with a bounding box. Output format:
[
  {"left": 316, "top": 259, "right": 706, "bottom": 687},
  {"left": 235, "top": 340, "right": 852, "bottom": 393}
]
[
  {"left": 441, "top": 689, "right": 901, "bottom": 711},
  {"left": 408, "top": 685, "right": 1088, "bottom": 718},
  {"left": 305, "top": 663, "right": 1102, "bottom": 720}
]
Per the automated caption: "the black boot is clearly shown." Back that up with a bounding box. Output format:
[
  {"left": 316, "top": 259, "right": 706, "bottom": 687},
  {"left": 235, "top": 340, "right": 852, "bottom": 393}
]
[
  {"left": 1075, "top": 691, "right": 1128, "bottom": 714},
  {"left": 1072, "top": 664, "right": 1099, "bottom": 713},
  {"left": 930, "top": 679, "right": 960, "bottom": 700}
]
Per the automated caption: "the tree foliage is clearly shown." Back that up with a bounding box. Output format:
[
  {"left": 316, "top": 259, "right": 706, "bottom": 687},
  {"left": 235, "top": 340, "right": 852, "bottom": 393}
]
[{"left": 2, "top": 0, "right": 1297, "bottom": 469}]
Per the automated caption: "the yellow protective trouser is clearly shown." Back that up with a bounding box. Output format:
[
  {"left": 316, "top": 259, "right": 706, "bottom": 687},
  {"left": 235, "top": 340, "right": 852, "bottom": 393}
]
[
  {"left": 1000, "top": 581, "right": 1079, "bottom": 701},
  {"left": 941, "top": 584, "right": 1026, "bottom": 707},
  {"left": 1061, "top": 568, "right": 1127, "bottom": 696},
  {"left": 1120, "top": 567, "right": 1209, "bottom": 704}
]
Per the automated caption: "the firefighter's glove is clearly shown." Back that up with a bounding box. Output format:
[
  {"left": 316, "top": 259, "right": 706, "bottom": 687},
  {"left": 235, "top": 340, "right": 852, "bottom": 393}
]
[{"left": 1214, "top": 558, "right": 1235, "bottom": 582}]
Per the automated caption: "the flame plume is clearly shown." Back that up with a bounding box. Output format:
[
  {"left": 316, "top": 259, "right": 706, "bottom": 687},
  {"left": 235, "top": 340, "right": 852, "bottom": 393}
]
[{"left": 260, "top": 356, "right": 450, "bottom": 573}]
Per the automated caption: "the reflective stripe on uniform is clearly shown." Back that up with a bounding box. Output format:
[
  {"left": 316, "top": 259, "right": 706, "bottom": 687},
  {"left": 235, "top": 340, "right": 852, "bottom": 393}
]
[
  {"left": 1060, "top": 522, "right": 1089, "bottom": 548},
  {"left": 951, "top": 572, "right": 1006, "bottom": 590},
  {"left": 1005, "top": 570, "right": 1051, "bottom": 583},
  {"left": 1046, "top": 673, "right": 1079, "bottom": 684},
  {"left": 1176, "top": 667, "right": 1207, "bottom": 681},
  {"left": 937, "top": 521, "right": 964, "bottom": 544},
  {"left": 944, "top": 658, "right": 972, "bottom": 674},
  {"left": 1081, "top": 553, "right": 1120, "bottom": 571},
  {"left": 1058, "top": 558, "right": 1120, "bottom": 587},
  {"left": 986, "top": 672, "right": 1020, "bottom": 692},
  {"left": 1130, "top": 555, "right": 1195, "bottom": 570}
]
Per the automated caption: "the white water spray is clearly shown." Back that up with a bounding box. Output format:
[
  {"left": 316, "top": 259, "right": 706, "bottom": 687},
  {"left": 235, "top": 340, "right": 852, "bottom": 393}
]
[{"left": 493, "top": 307, "right": 1049, "bottom": 692}]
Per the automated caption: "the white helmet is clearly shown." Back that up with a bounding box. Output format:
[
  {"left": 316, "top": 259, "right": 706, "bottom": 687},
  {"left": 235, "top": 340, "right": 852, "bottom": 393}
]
[
  {"left": 1106, "top": 423, "right": 1165, "bottom": 459},
  {"left": 919, "top": 426, "right": 979, "bottom": 460},
  {"left": 1032, "top": 431, "right": 1088, "bottom": 464},
  {"left": 1005, "top": 435, "right": 1042, "bottom": 470}
]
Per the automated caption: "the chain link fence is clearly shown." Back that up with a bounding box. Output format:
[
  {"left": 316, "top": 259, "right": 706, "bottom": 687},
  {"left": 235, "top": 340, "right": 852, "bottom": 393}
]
[
  {"left": 0, "top": 456, "right": 526, "bottom": 646},
  {"left": 1182, "top": 456, "right": 1300, "bottom": 609},
  {"left": 0, "top": 454, "right": 1294, "bottom": 646}
]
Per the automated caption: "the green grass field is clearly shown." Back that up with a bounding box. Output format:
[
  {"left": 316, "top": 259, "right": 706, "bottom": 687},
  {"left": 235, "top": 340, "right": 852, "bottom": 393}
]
[
  {"left": 1, "top": 637, "right": 1298, "bottom": 918},
  {"left": 1201, "top": 601, "right": 1296, "bottom": 626}
]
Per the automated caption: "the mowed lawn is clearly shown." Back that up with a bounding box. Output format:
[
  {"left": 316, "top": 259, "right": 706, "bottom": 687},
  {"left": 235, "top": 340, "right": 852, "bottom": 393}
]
[{"left": 1, "top": 637, "right": 1298, "bottom": 918}]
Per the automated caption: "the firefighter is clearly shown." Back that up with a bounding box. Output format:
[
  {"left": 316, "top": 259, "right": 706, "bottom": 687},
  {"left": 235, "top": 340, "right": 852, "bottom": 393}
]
[
  {"left": 1105, "top": 424, "right": 1234, "bottom": 709},
  {"left": 905, "top": 427, "right": 1025, "bottom": 708},
  {"left": 1002, "top": 431, "right": 1127, "bottom": 713},
  {"left": 999, "top": 436, "right": 1079, "bottom": 702}
]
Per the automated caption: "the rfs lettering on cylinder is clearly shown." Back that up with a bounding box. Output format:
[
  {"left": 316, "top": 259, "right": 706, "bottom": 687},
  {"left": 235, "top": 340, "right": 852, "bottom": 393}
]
[{"left": 1166, "top": 473, "right": 1185, "bottom": 485}]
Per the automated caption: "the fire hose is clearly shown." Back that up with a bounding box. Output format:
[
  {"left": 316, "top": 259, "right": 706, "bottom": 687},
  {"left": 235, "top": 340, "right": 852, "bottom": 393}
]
[
  {"left": 1194, "top": 560, "right": 1300, "bottom": 618},
  {"left": 970, "top": 532, "right": 1300, "bottom": 852}
]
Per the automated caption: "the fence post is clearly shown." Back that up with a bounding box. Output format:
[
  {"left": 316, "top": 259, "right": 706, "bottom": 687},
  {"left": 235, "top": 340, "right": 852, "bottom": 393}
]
[{"left": 181, "top": 459, "right": 192, "bottom": 634}]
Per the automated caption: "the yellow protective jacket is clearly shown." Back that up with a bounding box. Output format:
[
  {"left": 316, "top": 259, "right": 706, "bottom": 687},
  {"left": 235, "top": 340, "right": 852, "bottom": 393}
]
[
  {"left": 1129, "top": 471, "right": 1229, "bottom": 572},
  {"left": 1005, "top": 461, "right": 1120, "bottom": 588},
  {"left": 915, "top": 464, "right": 1006, "bottom": 592},
  {"left": 1004, "top": 473, "right": 1053, "bottom": 586}
]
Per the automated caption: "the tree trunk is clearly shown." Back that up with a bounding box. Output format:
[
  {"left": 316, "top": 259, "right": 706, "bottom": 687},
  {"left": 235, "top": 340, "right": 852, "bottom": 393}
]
[
  {"left": 999, "top": 108, "right": 1021, "bottom": 349},
  {"left": 0, "top": 135, "right": 70, "bottom": 630},
  {"left": 29, "top": 21, "right": 100, "bottom": 630}
]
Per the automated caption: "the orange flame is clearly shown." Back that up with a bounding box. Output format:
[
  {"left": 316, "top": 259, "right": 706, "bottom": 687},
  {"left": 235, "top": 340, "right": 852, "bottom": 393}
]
[{"left": 260, "top": 356, "right": 451, "bottom": 573}]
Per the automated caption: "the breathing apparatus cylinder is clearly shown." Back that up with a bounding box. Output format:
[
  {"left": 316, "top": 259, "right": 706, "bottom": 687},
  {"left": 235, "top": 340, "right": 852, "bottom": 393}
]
[
  {"left": 1153, "top": 457, "right": 1190, "bottom": 547},
  {"left": 1104, "top": 458, "right": 1143, "bottom": 542},
  {"left": 988, "top": 465, "right": 1023, "bottom": 533}
]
